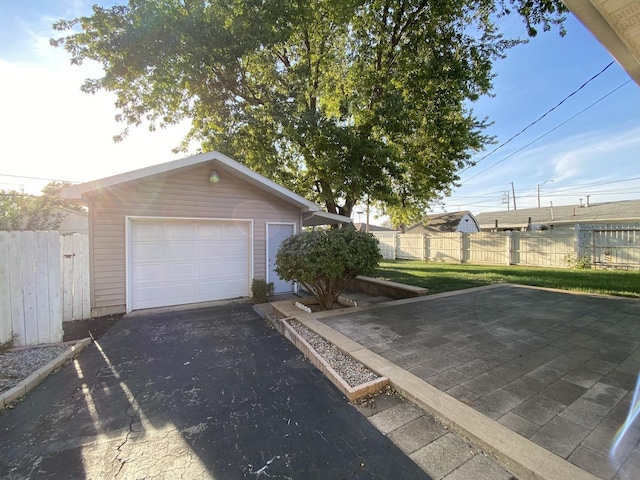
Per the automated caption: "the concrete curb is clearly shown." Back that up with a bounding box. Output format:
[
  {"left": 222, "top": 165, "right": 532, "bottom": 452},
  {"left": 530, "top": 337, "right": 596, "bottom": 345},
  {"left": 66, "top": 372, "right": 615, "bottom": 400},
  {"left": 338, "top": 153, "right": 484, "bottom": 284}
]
[
  {"left": 0, "top": 338, "right": 92, "bottom": 410},
  {"left": 296, "top": 298, "right": 601, "bottom": 480}
]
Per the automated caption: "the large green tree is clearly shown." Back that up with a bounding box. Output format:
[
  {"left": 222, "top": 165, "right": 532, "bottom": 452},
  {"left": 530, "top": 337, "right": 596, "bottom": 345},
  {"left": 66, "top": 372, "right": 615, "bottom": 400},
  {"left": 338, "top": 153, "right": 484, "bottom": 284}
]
[{"left": 52, "top": 0, "right": 566, "bottom": 219}]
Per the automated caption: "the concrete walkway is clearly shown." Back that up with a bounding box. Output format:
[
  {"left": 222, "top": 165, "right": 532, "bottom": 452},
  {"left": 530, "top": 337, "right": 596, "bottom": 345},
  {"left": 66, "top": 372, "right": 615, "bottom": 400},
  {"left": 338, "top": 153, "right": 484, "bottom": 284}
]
[{"left": 282, "top": 284, "right": 640, "bottom": 480}]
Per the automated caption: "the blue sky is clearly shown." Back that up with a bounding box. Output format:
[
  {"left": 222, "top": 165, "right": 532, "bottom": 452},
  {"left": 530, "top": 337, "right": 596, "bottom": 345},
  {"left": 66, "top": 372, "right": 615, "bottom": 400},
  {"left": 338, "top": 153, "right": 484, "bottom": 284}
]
[{"left": 1, "top": 1, "right": 639, "bottom": 215}]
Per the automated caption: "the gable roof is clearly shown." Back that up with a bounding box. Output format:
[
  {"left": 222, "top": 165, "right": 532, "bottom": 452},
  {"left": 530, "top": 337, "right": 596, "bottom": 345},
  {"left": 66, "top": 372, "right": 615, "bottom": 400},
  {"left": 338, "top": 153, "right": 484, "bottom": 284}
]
[
  {"left": 353, "top": 222, "right": 396, "bottom": 232},
  {"left": 407, "top": 211, "right": 478, "bottom": 233},
  {"left": 62, "top": 151, "right": 321, "bottom": 212},
  {"left": 475, "top": 199, "right": 640, "bottom": 230}
]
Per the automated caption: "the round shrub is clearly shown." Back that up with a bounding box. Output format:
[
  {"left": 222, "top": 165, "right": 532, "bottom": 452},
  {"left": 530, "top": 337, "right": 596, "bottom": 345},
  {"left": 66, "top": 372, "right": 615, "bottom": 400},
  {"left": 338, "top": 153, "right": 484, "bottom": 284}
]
[{"left": 275, "top": 228, "right": 382, "bottom": 310}]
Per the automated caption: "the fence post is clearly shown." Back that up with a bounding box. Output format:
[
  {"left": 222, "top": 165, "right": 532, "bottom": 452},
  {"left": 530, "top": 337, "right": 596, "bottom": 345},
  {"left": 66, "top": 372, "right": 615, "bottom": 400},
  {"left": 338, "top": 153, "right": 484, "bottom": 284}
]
[
  {"left": 507, "top": 231, "right": 513, "bottom": 265},
  {"left": 459, "top": 232, "right": 464, "bottom": 263},
  {"left": 422, "top": 234, "right": 427, "bottom": 261}
]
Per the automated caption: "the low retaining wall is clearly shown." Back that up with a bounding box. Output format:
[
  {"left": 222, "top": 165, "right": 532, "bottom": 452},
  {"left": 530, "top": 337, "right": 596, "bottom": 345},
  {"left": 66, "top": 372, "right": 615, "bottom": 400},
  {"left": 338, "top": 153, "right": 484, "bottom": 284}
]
[{"left": 348, "top": 276, "right": 429, "bottom": 299}]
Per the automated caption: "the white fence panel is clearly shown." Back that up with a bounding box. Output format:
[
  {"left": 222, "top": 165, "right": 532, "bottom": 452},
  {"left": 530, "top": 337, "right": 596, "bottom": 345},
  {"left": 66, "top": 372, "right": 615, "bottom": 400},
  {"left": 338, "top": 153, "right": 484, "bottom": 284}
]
[
  {"left": 580, "top": 227, "right": 640, "bottom": 267},
  {"left": 397, "top": 234, "right": 425, "bottom": 260},
  {"left": 61, "top": 234, "right": 90, "bottom": 321},
  {"left": 382, "top": 228, "right": 640, "bottom": 269},
  {"left": 426, "top": 233, "right": 462, "bottom": 262},
  {"left": 0, "top": 231, "right": 63, "bottom": 347},
  {"left": 1, "top": 231, "right": 90, "bottom": 347},
  {"left": 372, "top": 232, "right": 397, "bottom": 260},
  {"left": 511, "top": 231, "right": 575, "bottom": 267},
  {"left": 466, "top": 232, "right": 509, "bottom": 264}
]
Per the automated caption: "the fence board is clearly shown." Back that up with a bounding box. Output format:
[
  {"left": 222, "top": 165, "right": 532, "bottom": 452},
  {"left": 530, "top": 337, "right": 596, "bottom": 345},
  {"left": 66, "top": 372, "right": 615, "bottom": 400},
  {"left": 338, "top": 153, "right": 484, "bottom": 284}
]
[
  {"left": 47, "top": 231, "right": 63, "bottom": 342},
  {"left": 20, "top": 232, "right": 39, "bottom": 345},
  {"left": 0, "top": 232, "right": 11, "bottom": 345},
  {"left": 81, "top": 233, "right": 90, "bottom": 319},
  {"left": 72, "top": 234, "right": 83, "bottom": 319},
  {"left": 8, "top": 232, "right": 26, "bottom": 345},
  {"left": 61, "top": 236, "right": 74, "bottom": 320},
  {"left": 34, "top": 231, "right": 51, "bottom": 344}
]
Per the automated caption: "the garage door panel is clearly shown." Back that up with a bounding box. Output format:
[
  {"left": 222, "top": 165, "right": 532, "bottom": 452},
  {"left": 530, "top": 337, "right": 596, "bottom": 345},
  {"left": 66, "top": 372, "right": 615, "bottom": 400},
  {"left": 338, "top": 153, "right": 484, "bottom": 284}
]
[
  {"left": 165, "top": 223, "right": 195, "bottom": 240},
  {"left": 133, "top": 285, "right": 164, "bottom": 307},
  {"left": 135, "top": 223, "right": 164, "bottom": 240},
  {"left": 130, "top": 219, "right": 251, "bottom": 310},
  {"left": 196, "top": 223, "right": 224, "bottom": 239},
  {"left": 165, "top": 263, "right": 195, "bottom": 279},
  {"left": 223, "top": 259, "right": 249, "bottom": 275},
  {"left": 133, "top": 243, "right": 164, "bottom": 261},
  {"left": 133, "top": 265, "right": 164, "bottom": 283},
  {"left": 195, "top": 242, "right": 223, "bottom": 257},
  {"left": 196, "top": 262, "right": 222, "bottom": 278},
  {"left": 163, "top": 242, "right": 195, "bottom": 260},
  {"left": 225, "top": 242, "right": 249, "bottom": 256}
]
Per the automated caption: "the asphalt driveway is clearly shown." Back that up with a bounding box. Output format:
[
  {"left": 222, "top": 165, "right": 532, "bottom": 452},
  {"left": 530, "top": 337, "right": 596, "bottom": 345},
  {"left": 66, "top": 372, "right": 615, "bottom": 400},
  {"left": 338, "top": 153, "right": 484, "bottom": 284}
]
[{"left": 0, "top": 304, "right": 430, "bottom": 479}]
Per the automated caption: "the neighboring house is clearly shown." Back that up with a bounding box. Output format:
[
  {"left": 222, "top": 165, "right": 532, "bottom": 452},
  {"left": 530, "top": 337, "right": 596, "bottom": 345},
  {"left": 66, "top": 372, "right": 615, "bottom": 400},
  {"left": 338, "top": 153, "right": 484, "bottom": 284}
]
[
  {"left": 406, "top": 211, "right": 480, "bottom": 234},
  {"left": 63, "top": 151, "right": 350, "bottom": 316},
  {"left": 475, "top": 199, "right": 640, "bottom": 232},
  {"left": 48, "top": 206, "right": 88, "bottom": 235},
  {"left": 353, "top": 223, "right": 396, "bottom": 232}
]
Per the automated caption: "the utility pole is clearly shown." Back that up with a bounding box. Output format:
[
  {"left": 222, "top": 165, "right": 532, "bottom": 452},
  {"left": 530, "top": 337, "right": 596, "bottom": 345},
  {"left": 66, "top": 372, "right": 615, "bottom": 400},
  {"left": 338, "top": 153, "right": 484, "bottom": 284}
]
[
  {"left": 510, "top": 182, "right": 517, "bottom": 210},
  {"left": 537, "top": 179, "right": 553, "bottom": 208}
]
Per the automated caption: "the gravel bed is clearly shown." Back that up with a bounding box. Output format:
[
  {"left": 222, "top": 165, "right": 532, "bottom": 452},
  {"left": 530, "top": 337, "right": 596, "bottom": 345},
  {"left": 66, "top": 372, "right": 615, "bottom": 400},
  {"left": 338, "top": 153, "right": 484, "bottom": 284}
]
[
  {"left": 0, "top": 345, "right": 70, "bottom": 394},
  {"left": 287, "top": 319, "right": 379, "bottom": 388}
]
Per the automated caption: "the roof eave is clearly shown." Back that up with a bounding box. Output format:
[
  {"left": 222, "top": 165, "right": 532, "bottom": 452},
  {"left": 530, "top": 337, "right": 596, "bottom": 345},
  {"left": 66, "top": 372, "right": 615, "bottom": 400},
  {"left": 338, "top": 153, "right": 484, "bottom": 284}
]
[{"left": 62, "top": 151, "right": 320, "bottom": 212}]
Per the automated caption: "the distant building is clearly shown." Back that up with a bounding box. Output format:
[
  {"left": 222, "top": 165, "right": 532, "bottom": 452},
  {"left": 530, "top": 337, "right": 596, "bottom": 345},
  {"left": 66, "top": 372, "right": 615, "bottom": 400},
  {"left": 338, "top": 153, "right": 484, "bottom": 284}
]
[
  {"left": 406, "top": 211, "right": 480, "bottom": 234},
  {"left": 353, "top": 222, "right": 397, "bottom": 232},
  {"left": 475, "top": 199, "right": 640, "bottom": 232},
  {"left": 16, "top": 206, "right": 88, "bottom": 234}
]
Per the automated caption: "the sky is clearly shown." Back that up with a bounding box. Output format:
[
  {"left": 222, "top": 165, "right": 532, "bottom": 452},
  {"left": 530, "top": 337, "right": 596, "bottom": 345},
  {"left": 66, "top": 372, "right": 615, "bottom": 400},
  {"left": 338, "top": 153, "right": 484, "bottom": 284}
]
[{"left": 1, "top": 0, "right": 639, "bottom": 217}]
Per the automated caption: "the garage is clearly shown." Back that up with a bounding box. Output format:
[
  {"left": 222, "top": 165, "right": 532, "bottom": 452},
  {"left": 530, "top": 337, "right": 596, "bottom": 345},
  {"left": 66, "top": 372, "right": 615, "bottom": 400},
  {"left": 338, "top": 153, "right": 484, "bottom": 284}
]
[{"left": 128, "top": 218, "right": 251, "bottom": 311}]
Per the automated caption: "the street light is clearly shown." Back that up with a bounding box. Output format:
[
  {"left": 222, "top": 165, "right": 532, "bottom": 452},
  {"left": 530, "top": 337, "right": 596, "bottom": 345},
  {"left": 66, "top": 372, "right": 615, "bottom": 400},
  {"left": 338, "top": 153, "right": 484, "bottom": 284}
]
[{"left": 537, "top": 179, "right": 553, "bottom": 208}]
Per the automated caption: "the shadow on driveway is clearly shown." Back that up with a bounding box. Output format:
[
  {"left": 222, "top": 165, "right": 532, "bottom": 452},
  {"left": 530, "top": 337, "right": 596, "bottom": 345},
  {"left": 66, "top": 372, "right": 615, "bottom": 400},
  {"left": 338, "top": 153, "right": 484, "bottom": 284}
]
[{"left": 0, "top": 304, "right": 431, "bottom": 479}]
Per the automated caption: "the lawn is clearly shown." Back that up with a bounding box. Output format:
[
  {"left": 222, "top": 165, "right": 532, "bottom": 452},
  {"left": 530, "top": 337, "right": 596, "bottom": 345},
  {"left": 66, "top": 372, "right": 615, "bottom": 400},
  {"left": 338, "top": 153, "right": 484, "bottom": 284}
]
[{"left": 375, "top": 260, "right": 640, "bottom": 298}]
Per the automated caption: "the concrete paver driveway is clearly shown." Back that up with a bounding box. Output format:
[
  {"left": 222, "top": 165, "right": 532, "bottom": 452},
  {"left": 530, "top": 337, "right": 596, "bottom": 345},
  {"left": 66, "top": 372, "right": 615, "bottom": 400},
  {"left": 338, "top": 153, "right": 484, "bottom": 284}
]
[
  {"left": 0, "top": 304, "right": 430, "bottom": 479},
  {"left": 318, "top": 284, "right": 640, "bottom": 480}
]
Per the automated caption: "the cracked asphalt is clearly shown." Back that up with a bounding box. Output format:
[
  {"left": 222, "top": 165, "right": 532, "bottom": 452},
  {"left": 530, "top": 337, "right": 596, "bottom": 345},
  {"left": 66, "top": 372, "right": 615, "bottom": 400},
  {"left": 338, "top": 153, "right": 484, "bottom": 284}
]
[{"left": 0, "top": 304, "right": 431, "bottom": 479}]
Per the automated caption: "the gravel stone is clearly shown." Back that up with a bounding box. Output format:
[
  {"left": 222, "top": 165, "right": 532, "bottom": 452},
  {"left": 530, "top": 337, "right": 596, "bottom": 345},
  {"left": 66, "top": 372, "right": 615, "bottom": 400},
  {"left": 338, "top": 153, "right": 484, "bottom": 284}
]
[
  {"left": 0, "top": 345, "right": 69, "bottom": 394},
  {"left": 288, "top": 320, "right": 379, "bottom": 387}
]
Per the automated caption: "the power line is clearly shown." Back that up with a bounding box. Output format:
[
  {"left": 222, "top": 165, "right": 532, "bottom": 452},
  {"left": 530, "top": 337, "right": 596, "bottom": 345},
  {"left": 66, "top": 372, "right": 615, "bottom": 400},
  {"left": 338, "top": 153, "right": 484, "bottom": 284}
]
[
  {"left": 460, "top": 61, "right": 616, "bottom": 176},
  {"left": 0, "top": 173, "right": 81, "bottom": 183},
  {"left": 461, "top": 80, "right": 632, "bottom": 184}
]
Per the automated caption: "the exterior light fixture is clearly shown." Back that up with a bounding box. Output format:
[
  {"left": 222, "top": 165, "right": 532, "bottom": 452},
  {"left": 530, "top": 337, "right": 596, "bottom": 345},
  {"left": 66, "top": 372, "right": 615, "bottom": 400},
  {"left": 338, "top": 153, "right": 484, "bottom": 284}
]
[{"left": 209, "top": 169, "right": 219, "bottom": 184}]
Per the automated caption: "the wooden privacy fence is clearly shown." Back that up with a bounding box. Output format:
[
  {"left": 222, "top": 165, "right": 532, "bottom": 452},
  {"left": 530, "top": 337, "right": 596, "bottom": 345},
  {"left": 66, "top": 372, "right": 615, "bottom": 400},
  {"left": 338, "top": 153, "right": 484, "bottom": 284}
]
[
  {"left": 374, "top": 228, "right": 639, "bottom": 269},
  {"left": 0, "top": 231, "right": 89, "bottom": 347}
]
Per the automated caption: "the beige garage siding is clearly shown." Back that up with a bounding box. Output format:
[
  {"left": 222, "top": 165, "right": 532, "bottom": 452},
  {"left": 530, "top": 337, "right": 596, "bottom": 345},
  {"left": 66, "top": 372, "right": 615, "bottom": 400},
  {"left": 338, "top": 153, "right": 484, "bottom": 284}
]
[{"left": 87, "top": 163, "right": 301, "bottom": 316}]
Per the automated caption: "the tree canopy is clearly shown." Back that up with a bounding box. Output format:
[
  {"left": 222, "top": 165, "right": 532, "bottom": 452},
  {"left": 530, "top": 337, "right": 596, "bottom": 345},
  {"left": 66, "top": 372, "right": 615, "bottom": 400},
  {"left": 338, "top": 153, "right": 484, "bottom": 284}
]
[
  {"left": 0, "top": 182, "right": 85, "bottom": 231},
  {"left": 52, "top": 0, "right": 567, "bottom": 221}
]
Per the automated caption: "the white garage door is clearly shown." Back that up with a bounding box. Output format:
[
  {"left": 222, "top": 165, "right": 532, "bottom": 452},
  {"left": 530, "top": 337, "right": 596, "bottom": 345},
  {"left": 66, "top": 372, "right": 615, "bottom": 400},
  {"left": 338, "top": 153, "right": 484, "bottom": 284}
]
[{"left": 129, "top": 219, "right": 251, "bottom": 310}]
